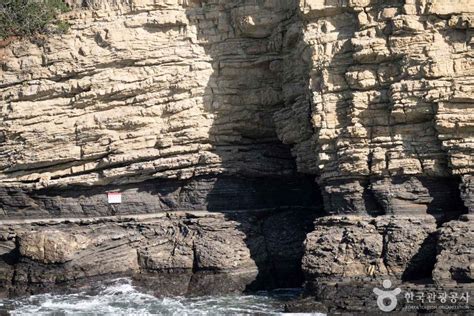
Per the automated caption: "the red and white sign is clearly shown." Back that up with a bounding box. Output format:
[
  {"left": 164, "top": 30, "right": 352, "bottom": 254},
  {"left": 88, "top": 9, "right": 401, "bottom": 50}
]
[{"left": 107, "top": 192, "right": 122, "bottom": 204}]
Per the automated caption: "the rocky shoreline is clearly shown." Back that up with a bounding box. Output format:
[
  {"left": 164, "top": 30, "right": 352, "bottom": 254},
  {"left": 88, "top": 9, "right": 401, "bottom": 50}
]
[
  {"left": 1, "top": 210, "right": 472, "bottom": 313},
  {"left": 0, "top": 0, "right": 473, "bottom": 313},
  {"left": 0, "top": 209, "right": 318, "bottom": 298}
]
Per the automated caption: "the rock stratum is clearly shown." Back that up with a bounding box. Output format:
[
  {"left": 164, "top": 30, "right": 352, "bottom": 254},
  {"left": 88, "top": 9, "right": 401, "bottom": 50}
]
[{"left": 0, "top": 0, "right": 473, "bottom": 313}]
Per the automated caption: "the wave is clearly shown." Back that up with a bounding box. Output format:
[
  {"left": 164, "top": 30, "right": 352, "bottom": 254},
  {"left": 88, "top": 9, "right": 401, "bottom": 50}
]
[{"left": 0, "top": 278, "right": 324, "bottom": 315}]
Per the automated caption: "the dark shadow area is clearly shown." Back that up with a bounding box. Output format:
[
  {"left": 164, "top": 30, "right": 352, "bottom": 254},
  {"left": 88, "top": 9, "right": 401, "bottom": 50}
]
[
  {"left": 368, "top": 175, "right": 467, "bottom": 222},
  {"left": 419, "top": 176, "right": 468, "bottom": 221},
  {"left": 401, "top": 232, "right": 437, "bottom": 281},
  {"left": 321, "top": 178, "right": 384, "bottom": 216},
  {"left": 221, "top": 207, "right": 322, "bottom": 291},
  {"left": 0, "top": 174, "right": 320, "bottom": 218},
  {"left": 183, "top": 0, "right": 324, "bottom": 291},
  {"left": 0, "top": 249, "right": 19, "bottom": 267}
]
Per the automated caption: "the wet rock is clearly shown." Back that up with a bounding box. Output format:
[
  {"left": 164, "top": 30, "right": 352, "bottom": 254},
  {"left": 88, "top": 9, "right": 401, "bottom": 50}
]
[
  {"left": 0, "top": 209, "right": 317, "bottom": 297},
  {"left": 284, "top": 297, "right": 328, "bottom": 314}
]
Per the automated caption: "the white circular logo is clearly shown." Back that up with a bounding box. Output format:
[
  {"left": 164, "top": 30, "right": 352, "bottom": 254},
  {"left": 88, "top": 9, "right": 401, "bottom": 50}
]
[{"left": 373, "top": 279, "right": 402, "bottom": 312}]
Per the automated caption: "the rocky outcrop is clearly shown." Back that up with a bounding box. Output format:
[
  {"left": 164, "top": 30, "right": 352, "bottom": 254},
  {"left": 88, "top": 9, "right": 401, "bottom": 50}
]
[
  {"left": 0, "top": 209, "right": 317, "bottom": 297},
  {"left": 1, "top": 1, "right": 470, "bottom": 216},
  {"left": 300, "top": 214, "right": 473, "bottom": 313},
  {"left": 302, "top": 215, "right": 438, "bottom": 283},
  {"left": 276, "top": 0, "right": 473, "bottom": 214},
  {"left": 0, "top": 0, "right": 472, "bottom": 313},
  {"left": 434, "top": 215, "right": 474, "bottom": 284},
  {"left": 288, "top": 3, "right": 473, "bottom": 309}
]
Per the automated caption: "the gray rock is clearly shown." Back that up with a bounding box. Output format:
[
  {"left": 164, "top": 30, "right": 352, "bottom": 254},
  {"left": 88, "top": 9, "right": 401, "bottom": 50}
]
[{"left": 0, "top": 209, "right": 318, "bottom": 297}]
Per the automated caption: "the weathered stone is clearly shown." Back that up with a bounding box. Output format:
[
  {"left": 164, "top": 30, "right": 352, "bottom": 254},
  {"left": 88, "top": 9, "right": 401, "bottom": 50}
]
[
  {"left": 0, "top": 0, "right": 471, "bottom": 218},
  {"left": 433, "top": 215, "right": 474, "bottom": 285},
  {"left": 18, "top": 230, "right": 91, "bottom": 264},
  {"left": 371, "top": 177, "right": 433, "bottom": 215},
  {"left": 460, "top": 175, "right": 474, "bottom": 213},
  {"left": 302, "top": 216, "right": 386, "bottom": 279},
  {"left": 302, "top": 215, "right": 437, "bottom": 281},
  {"left": 0, "top": 0, "right": 472, "bottom": 313},
  {"left": 276, "top": 0, "right": 473, "bottom": 214},
  {"left": 0, "top": 209, "right": 317, "bottom": 297}
]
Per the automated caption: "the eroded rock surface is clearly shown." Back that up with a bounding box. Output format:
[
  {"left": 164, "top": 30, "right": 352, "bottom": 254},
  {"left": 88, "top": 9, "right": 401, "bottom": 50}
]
[
  {"left": 276, "top": 0, "right": 474, "bottom": 213},
  {"left": 0, "top": 1, "right": 471, "bottom": 216},
  {"left": 0, "top": 0, "right": 472, "bottom": 312},
  {"left": 434, "top": 215, "right": 474, "bottom": 285},
  {"left": 0, "top": 209, "right": 317, "bottom": 297},
  {"left": 301, "top": 214, "right": 473, "bottom": 312},
  {"left": 302, "top": 215, "right": 473, "bottom": 284},
  {"left": 0, "top": 0, "right": 297, "bottom": 192},
  {"left": 302, "top": 215, "right": 438, "bottom": 282}
]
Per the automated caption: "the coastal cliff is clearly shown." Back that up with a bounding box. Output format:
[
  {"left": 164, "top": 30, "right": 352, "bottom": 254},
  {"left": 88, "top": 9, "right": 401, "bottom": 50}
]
[{"left": 0, "top": 0, "right": 473, "bottom": 312}]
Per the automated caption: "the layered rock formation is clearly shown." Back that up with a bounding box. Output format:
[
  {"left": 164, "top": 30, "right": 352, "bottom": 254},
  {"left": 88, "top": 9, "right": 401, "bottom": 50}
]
[
  {"left": 0, "top": 0, "right": 473, "bottom": 313},
  {"left": 0, "top": 0, "right": 472, "bottom": 216},
  {"left": 0, "top": 209, "right": 317, "bottom": 297},
  {"left": 277, "top": 0, "right": 473, "bottom": 215},
  {"left": 0, "top": 0, "right": 472, "bottom": 212},
  {"left": 0, "top": 0, "right": 296, "bottom": 191},
  {"left": 285, "top": 2, "right": 474, "bottom": 311}
]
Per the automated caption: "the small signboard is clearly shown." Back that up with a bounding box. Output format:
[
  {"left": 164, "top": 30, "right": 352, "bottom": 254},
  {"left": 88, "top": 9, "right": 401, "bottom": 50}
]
[{"left": 107, "top": 192, "right": 122, "bottom": 204}]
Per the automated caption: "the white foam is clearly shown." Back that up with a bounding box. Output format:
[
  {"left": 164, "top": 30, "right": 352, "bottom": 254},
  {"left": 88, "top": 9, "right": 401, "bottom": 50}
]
[{"left": 1, "top": 278, "right": 326, "bottom": 316}]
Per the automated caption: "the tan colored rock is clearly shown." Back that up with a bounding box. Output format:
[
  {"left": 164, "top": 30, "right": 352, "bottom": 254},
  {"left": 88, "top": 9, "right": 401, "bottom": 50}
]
[
  {"left": 0, "top": 0, "right": 295, "bottom": 191},
  {"left": 18, "top": 230, "right": 91, "bottom": 263},
  {"left": 428, "top": 0, "right": 474, "bottom": 15},
  {"left": 277, "top": 0, "right": 474, "bottom": 213},
  {"left": 0, "top": 0, "right": 472, "bottom": 216}
]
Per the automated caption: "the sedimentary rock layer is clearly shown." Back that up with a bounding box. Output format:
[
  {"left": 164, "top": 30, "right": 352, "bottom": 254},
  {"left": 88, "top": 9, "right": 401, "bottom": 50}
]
[
  {"left": 276, "top": 0, "right": 474, "bottom": 213},
  {"left": 0, "top": 0, "right": 297, "bottom": 191},
  {"left": 1, "top": 0, "right": 472, "bottom": 215},
  {"left": 0, "top": 175, "right": 319, "bottom": 218},
  {"left": 0, "top": 209, "right": 317, "bottom": 297},
  {"left": 0, "top": 0, "right": 472, "bottom": 312}
]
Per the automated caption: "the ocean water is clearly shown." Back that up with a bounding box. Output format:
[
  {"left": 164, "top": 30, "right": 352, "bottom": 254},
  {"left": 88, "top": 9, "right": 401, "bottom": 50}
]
[{"left": 0, "top": 278, "right": 321, "bottom": 315}]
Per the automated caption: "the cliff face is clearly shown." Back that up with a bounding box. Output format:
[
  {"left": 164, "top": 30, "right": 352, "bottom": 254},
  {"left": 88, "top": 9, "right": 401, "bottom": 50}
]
[
  {"left": 0, "top": 0, "right": 320, "bottom": 217},
  {"left": 0, "top": 0, "right": 472, "bottom": 216},
  {"left": 278, "top": 0, "right": 474, "bottom": 215},
  {"left": 0, "top": 0, "right": 473, "bottom": 309},
  {"left": 0, "top": 0, "right": 296, "bottom": 188}
]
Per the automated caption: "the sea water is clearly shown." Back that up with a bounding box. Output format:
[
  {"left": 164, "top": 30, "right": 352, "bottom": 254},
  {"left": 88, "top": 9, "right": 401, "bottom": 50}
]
[{"left": 0, "top": 278, "right": 323, "bottom": 315}]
